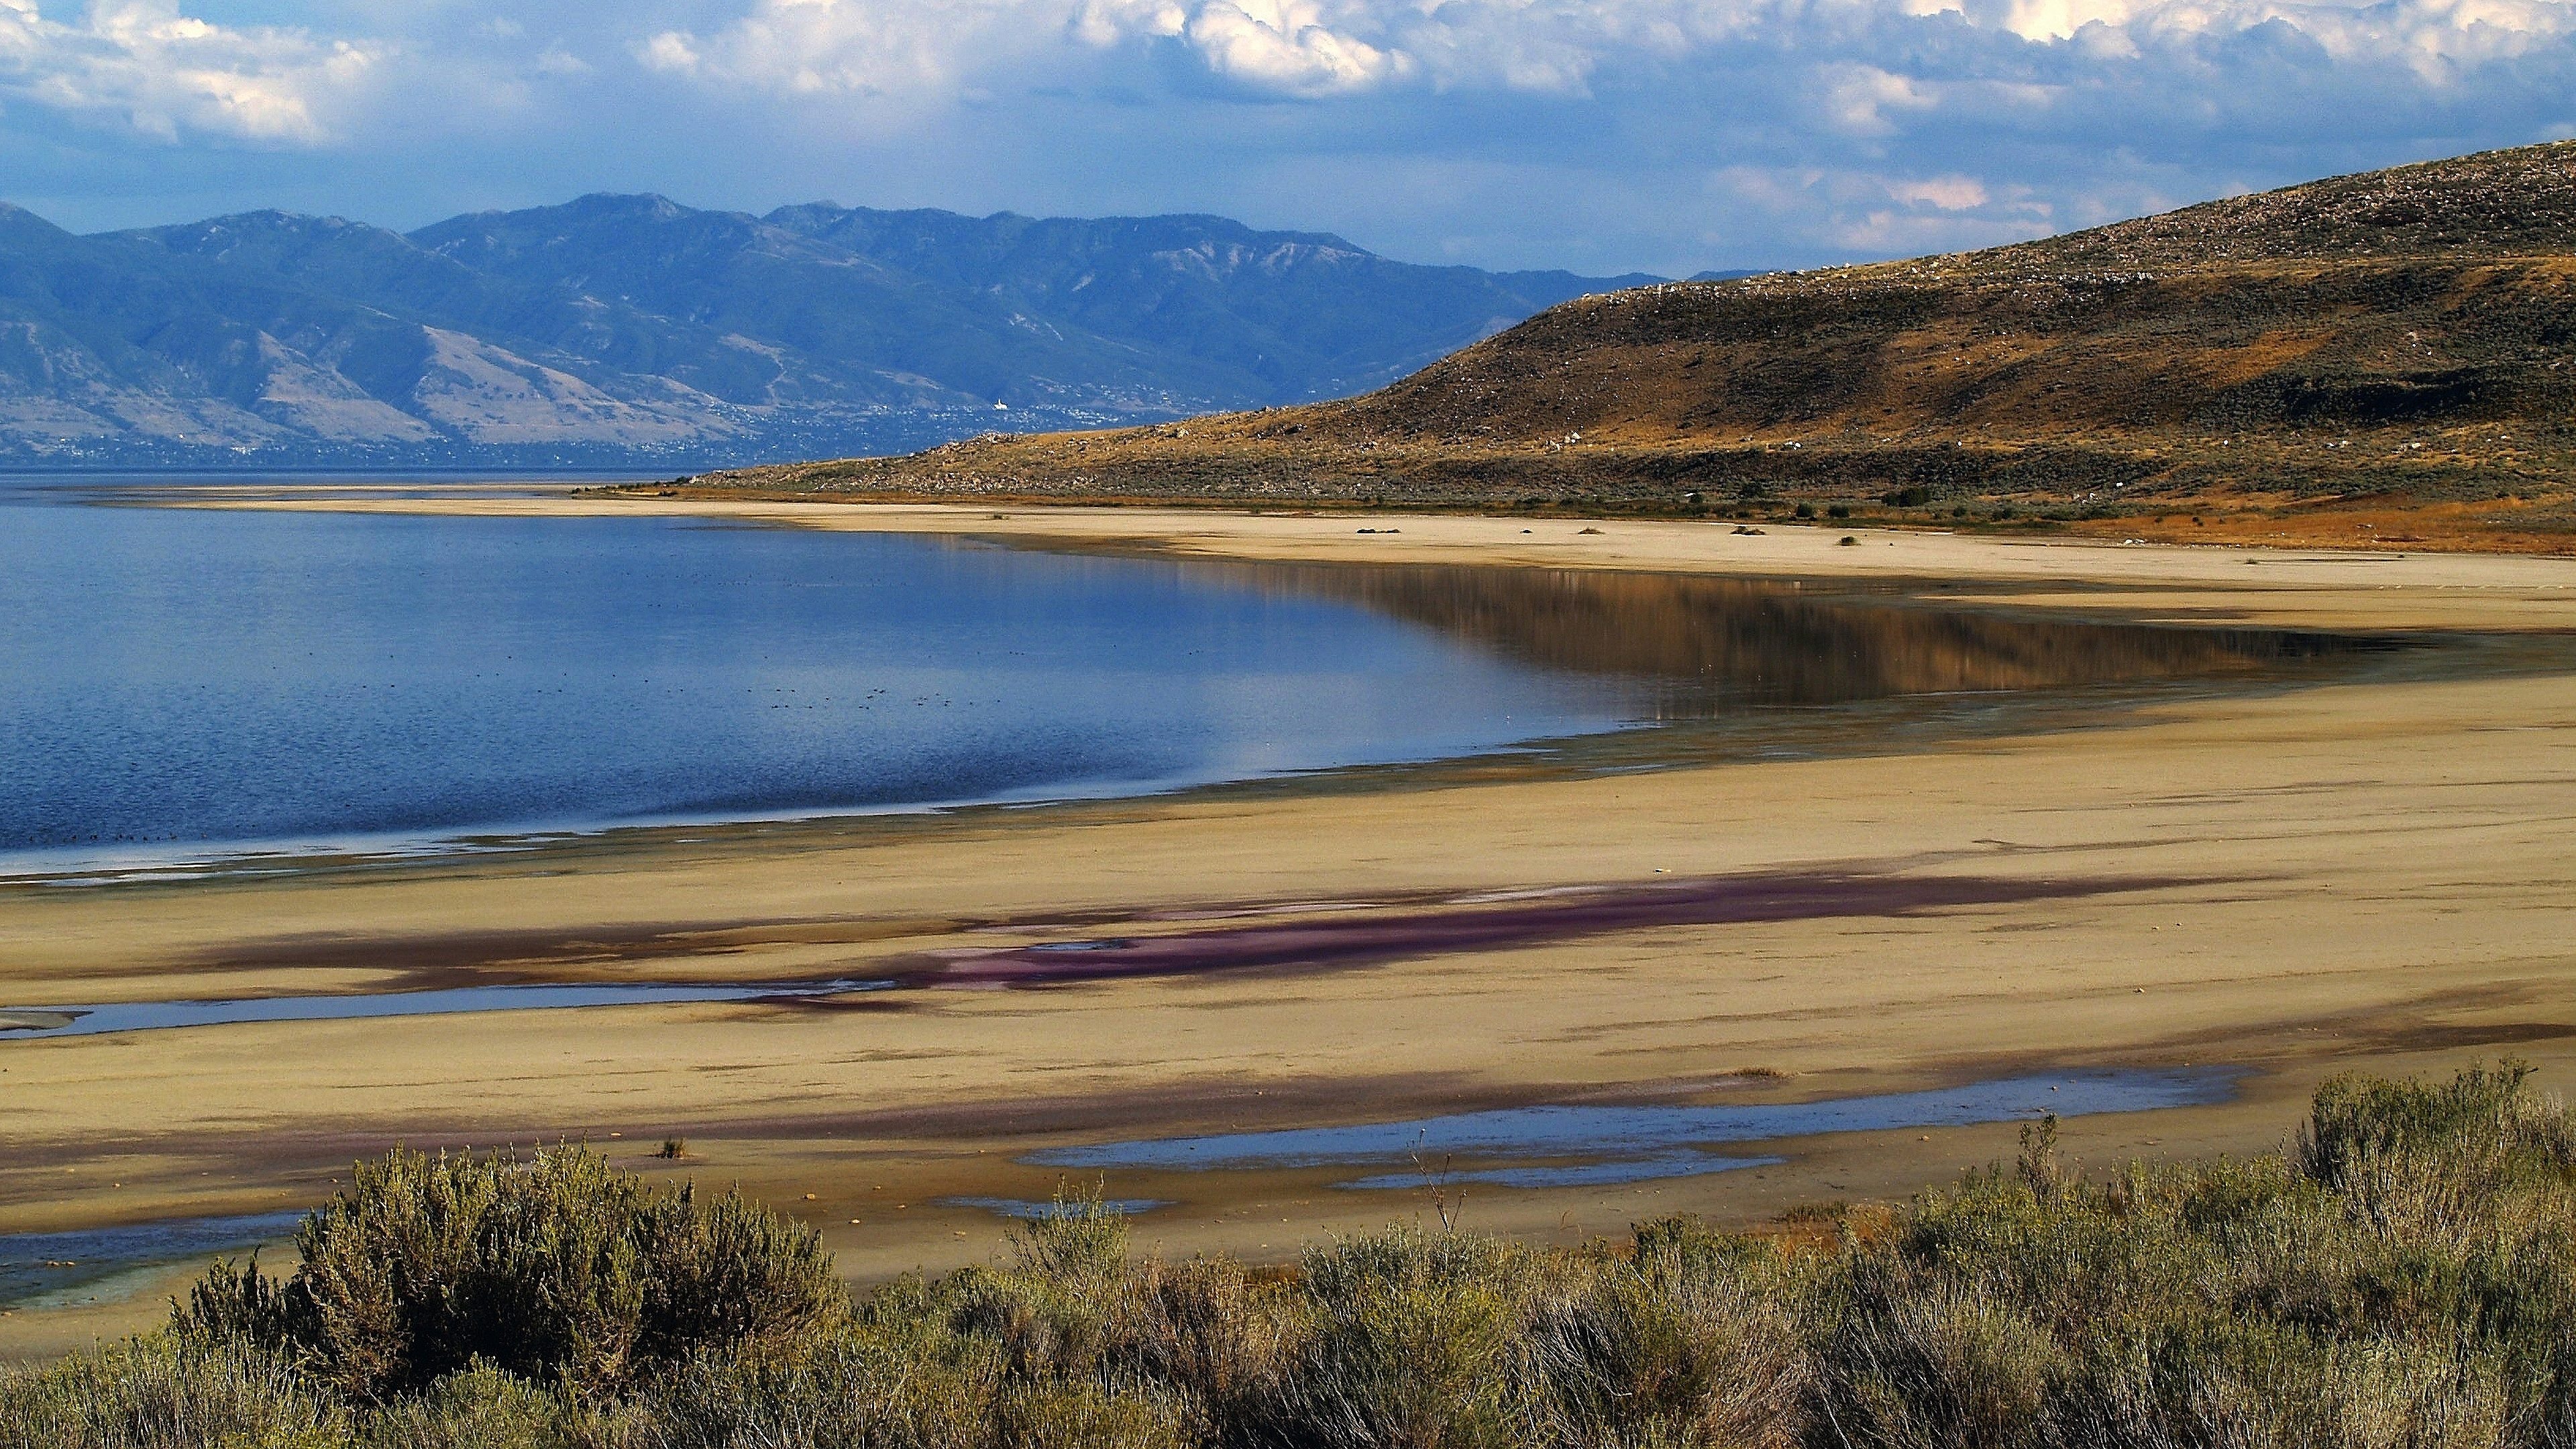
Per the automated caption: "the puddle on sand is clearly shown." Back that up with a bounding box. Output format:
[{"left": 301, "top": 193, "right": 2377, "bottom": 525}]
[
  {"left": 1028, "top": 1069, "right": 2239, "bottom": 1192},
  {"left": 0, "top": 1212, "right": 304, "bottom": 1310},
  {"left": 0, "top": 978, "right": 889, "bottom": 1040},
  {"left": 939, "top": 1196, "right": 1174, "bottom": 1221}
]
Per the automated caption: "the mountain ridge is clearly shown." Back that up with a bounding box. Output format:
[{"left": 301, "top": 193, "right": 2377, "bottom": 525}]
[
  {"left": 0, "top": 195, "right": 1658, "bottom": 468},
  {"left": 699, "top": 142, "right": 2576, "bottom": 551}
]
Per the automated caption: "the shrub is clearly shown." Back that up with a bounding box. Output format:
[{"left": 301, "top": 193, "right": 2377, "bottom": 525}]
[
  {"left": 1255, "top": 1228, "right": 1545, "bottom": 1448},
  {"left": 177, "top": 1144, "right": 840, "bottom": 1402},
  {"left": 57, "top": 1065, "right": 2576, "bottom": 1447},
  {"left": 641, "top": 1322, "right": 1002, "bottom": 1449},
  {"left": 354, "top": 1364, "right": 581, "bottom": 1449},
  {"left": 0, "top": 1333, "right": 343, "bottom": 1449},
  {"left": 1521, "top": 1222, "right": 1809, "bottom": 1448}
]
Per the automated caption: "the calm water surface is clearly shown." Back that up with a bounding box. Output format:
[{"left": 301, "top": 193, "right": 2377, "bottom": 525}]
[
  {"left": 1032, "top": 1069, "right": 2240, "bottom": 1192},
  {"left": 0, "top": 1212, "right": 304, "bottom": 1309},
  {"left": 0, "top": 477, "right": 2381, "bottom": 873},
  {"left": 0, "top": 480, "right": 1646, "bottom": 869}
]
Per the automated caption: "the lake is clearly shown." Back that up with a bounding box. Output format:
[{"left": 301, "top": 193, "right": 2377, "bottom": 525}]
[{"left": 0, "top": 478, "right": 2381, "bottom": 875}]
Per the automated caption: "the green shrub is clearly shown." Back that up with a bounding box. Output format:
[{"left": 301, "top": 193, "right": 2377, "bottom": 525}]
[
  {"left": 1256, "top": 1228, "right": 1545, "bottom": 1448},
  {"left": 42, "top": 1064, "right": 2575, "bottom": 1447},
  {"left": 641, "top": 1322, "right": 1002, "bottom": 1449},
  {"left": 353, "top": 1364, "right": 582, "bottom": 1449},
  {"left": 0, "top": 1333, "right": 343, "bottom": 1449},
  {"left": 177, "top": 1144, "right": 840, "bottom": 1402},
  {"left": 2299, "top": 1061, "right": 2576, "bottom": 1196},
  {"left": 1521, "top": 1223, "right": 1809, "bottom": 1448}
]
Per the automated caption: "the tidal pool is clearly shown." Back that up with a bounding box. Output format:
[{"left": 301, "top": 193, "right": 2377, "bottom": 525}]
[
  {"left": 0, "top": 979, "right": 888, "bottom": 1040},
  {"left": 0, "top": 1212, "right": 304, "bottom": 1310},
  {"left": 1029, "top": 1069, "right": 2240, "bottom": 1191}
]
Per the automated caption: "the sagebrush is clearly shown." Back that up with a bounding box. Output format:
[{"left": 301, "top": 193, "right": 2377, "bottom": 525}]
[{"left": 10, "top": 1063, "right": 2576, "bottom": 1448}]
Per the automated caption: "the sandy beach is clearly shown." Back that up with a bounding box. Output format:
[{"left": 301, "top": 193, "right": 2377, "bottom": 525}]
[{"left": 5, "top": 496, "right": 2573, "bottom": 1360}]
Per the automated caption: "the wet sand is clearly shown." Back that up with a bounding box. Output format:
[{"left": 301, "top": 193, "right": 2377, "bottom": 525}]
[{"left": 3, "top": 497, "right": 2573, "bottom": 1360}]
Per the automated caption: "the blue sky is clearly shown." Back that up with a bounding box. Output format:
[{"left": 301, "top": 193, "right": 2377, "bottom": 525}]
[{"left": 3, "top": 0, "right": 2571, "bottom": 276}]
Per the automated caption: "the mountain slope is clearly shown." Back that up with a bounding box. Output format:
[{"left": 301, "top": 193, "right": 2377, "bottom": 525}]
[
  {"left": 0, "top": 197, "right": 1654, "bottom": 467},
  {"left": 764, "top": 204, "right": 1652, "bottom": 399},
  {"left": 709, "top": 142, "right": 2576, "bottom": 549}
]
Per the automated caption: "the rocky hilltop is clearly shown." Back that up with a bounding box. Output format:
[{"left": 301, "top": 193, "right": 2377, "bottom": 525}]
[
  {"left": 707, "top": 144, "right": 2576, "bottom": 549},
  {"left": 0, "top": 197, "right": 1650, "bottom": 468}
]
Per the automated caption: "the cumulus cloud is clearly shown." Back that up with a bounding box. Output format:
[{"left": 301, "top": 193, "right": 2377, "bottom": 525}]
[
  {"left": 9, "top": 0, "right": 2576, "bottom": 274},
  {"left": 1178, "top": 3, "right": 1412, "bottom": 95},
  {"left": 627, "top": 0, "right": 2576, "bottom": 126},
  {"left": 639, "top": 0, "right": 1414, "bottom": 100},
  {"left": 0, "top": 0, "right": 384, "bottom": 143},
  {"left": 638, "top": 0, "right": 1069, "bottom": 98}
]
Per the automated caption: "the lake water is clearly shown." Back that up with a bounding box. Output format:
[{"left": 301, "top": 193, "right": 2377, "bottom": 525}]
[
  {"left": 0, "top": 479, "right": 1649, "bottom": 872},
  {"left": 1030, "top": 1068, "right": 2239, "bottom": 1192},
  {"left": 0, "top": 477, "right": 2383, "bottom": 874},
  {"left": 0, "top": 1212, "right": 305, "bottom": 1311}
]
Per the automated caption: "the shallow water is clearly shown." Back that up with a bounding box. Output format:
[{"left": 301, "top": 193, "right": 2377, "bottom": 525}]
[
  {"left": 0, "top": 476, "right": 2392, "bottom": 875},
  {"left": 0, "top": 979, "right": 888, "bottom": 1040},
  {"left": 1030, "top": 1069, "right": 2239, "bottom": 1191},
  {"left": 940, "top": 1196, "right": 1174, "bottom": 1220},
  {"left": 0, "top": 1212, "right": 304, "bottom": 1309}
]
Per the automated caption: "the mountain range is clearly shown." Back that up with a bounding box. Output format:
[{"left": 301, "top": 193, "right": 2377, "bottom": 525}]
[
  {"left": 0, "top": 195, "right": 1657, "bottom": 468},
  {"left": 710, "top": 143, "right": 2576, "bottom": 550}
]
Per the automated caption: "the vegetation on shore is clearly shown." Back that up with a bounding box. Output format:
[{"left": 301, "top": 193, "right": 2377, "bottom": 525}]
[
  {"left": 690, "top": 143, "right": 2576, "bottom": 552},
  {"left": 9, "top": 1063, "right": 2576, "bottom": 1446}
]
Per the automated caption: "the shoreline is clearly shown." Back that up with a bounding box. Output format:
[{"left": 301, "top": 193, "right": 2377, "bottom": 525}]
[
  {"left": 4, "top": 494, "right": 2573, "bottom": 1361},
  {"left": 138, "top": 492, "right": 2576, "bottom": 633}
]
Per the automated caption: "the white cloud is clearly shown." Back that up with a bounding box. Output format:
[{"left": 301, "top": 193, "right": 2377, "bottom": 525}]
[
  {"left": 1180, "top": 2, "right": 1411, "bottom": 95},
  {"left": 632, "top": 0, "right": 2576, "bottom": 110},
  {"left": 9, "top": 0, "right": 2576, "bottom": 276},
  {"left": 1819, "top": 64, "right": 1941, "bottom": 136},
  {"left": 1887, "top": 172, "right": 1994, "bottom": 209},
  {"left": 0, "top": 0, "right": 385, "bottom": 143},
  {"left": 639, "top": 0, "right": 1075, "bottom": 99}
]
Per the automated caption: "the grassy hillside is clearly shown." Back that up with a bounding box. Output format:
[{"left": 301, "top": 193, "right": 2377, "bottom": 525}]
[
  {"left": 8, "top": 1064, "right": 2575, "bottom": 1446},
  {"left": 706, "top": 144, "right": 2576, "bottom": 551}
]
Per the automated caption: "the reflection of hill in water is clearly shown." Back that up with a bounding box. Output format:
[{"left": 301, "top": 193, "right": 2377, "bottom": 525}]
[{"left": 1226, "top": 564, "right": 2377, "bottom": 710}]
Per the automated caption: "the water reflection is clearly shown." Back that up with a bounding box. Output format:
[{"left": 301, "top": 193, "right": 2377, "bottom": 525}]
[
  {"left": 1225, "top": 563, "right": 2385, "bottom": 713},
  {"left": 0, "top": 978, "right": 888, "bottom": 1040}
]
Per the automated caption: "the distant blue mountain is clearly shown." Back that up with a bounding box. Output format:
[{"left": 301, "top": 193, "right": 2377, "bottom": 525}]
[{"left": 0, "top": 195, "right": 1661, "bottom": 468}]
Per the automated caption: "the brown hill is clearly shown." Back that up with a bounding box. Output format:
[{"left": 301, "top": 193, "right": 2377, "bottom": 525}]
[{"left": 695, "top": 144, "right": 2576, "bottom": 550}]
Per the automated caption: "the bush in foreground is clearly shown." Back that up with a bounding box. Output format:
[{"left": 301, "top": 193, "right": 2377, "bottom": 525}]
[
  {"left": 8, "top": 1063, "right": 2576, "bottom": 1447},
  {"left": 174, "top": 1144, "right": 840, "bottom": 1403}
]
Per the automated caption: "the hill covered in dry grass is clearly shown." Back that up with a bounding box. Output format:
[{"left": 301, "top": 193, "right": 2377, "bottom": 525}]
[{"left": 695, "top": 144, "right": 2576, "bottom": 550}]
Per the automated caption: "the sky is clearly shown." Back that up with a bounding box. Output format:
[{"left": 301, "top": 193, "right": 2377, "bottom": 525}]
[{"left": 0, "top": 0, "right": 2571, "bottom": 277}]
